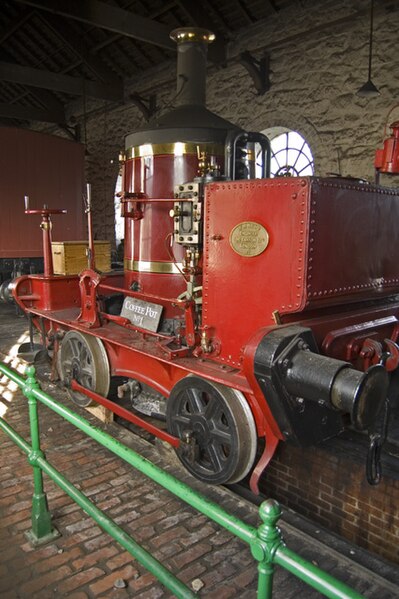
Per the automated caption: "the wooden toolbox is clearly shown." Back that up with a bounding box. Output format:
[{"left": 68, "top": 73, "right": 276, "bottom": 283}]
[{"left": 51, "top": 241, "right": 111, "bottom": 275}]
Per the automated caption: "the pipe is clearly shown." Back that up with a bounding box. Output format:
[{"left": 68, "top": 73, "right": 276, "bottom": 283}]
[
  {"left": 86, "top": 183, "right": 96, "bottom": 270},
  {"left": 225, "top": 130, "right": 272, "bottom": 180}
]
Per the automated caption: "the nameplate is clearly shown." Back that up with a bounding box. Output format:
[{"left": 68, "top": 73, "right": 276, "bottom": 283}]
[{"left": 121, "top": 297, "right": 163, "bottom": 332}]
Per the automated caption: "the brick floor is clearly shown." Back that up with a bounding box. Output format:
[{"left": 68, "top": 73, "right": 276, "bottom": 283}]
[{"left": 0, "top": 305, "right": 399, "bottom": 598}]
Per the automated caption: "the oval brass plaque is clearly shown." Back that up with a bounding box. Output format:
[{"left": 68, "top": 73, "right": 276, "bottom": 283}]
[{"left": 229, "top": 221, "right": 269, "bottom": 257}]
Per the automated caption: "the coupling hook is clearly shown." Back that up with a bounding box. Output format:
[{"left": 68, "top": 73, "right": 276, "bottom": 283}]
[{"left": 366, "top": 397, "right": 390, "bottom": 485}]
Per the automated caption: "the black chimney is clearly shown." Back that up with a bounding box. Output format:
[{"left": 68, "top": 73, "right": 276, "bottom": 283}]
[{"left": 170, "top": 28, "right": 215, "bottom": 107}]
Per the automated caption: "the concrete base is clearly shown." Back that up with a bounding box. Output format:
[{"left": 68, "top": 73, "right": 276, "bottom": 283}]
[{"left": 25, "top": 526, "right": 61, "bottom": 547}]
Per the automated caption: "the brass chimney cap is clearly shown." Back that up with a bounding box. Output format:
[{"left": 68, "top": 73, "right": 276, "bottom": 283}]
[{"left": 170, "top": 27, "right": 215, "bottom": 44}]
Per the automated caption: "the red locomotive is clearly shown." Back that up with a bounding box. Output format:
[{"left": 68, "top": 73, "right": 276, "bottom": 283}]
[{"left": 12, "top": 29, "right": 399, "bottom": 493}]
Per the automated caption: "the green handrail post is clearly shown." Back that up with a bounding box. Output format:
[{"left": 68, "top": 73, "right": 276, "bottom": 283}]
[
  {"left": 23, "top": 365, "right": 60, "bottom": 546},
  {"left": 251, "top": 499, "right": 284, "bottom": 599}
]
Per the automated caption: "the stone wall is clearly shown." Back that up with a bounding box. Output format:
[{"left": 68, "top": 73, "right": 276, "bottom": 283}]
[{"left": 79, "top": 0, "right": 399, "bottom": 243}]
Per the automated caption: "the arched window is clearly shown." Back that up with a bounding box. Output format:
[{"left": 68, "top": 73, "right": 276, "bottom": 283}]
[{"left": 258, "top": 127, "right": 314, "bottom": 178}]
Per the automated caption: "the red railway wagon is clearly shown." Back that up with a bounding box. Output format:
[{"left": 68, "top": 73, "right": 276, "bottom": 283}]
[{"left": 0, "top": 127, "right": 84, "bottom": 292}]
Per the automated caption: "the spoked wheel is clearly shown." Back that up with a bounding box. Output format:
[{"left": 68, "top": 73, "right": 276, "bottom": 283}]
[
  {"left": 59, "top": 330, "right": 110, "bottom": 407},
  {"left": 166, "top": 376, "right": 257, "bottom": 484}
]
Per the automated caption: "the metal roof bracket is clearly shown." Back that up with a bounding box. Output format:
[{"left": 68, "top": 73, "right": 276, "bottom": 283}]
[{"left": 239, "top": 51, "right": 271, "bottom": 95}]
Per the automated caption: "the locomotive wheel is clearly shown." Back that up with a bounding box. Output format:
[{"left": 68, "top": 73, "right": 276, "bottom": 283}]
[
  {"left": 59, "top": 331, "right": 110, "bottom": 407},
  {"left": 166, "top": 376, "right": 257, "bottom": 484}
]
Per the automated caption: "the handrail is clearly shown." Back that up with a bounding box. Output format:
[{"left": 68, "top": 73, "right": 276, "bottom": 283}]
[
  {"left": 0, "top": 416, "right": 195, "bottom": 597},
  {"left": 0, "top": 362, "right": 365, "bottom": 599}
]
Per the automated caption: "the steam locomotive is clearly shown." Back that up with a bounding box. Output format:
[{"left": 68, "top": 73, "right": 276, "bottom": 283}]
[{"left": 12, "top": 29, "right": 399, "bottom": 493}]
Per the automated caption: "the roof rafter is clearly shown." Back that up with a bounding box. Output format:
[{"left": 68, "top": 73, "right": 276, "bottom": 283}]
[
  {"left": 38, "top": 12, "right": 121, "bottom": 85},
  {"left": 11, "top": 0, "right": 175, "bottom": 50},
  {"left": 0, "top": 7, "right": 34, "bottom": 44},
  {"left": 25, "top": 86, "right": 66, "bottom": 115},
  {"left": 0, "top": 47, "right": 67, "bottom": 122},
  {"left": 0, "top": 60, "right": 123, "bottom": 102},
  {"left": 0, "top": 101, "right": 66, "bottom": 124}
]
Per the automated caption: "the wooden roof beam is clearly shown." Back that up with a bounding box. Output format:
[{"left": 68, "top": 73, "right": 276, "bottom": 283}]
[
  {"left": 38, "top": 12, "right": 121, "bottom": 85},
  {"left": 0, "top": 48, "right": 67, "bottom": 117},
  {"left": 0, "top": 101, "right": 66, "bottom": 124},
  {"left": 11, "top": 0, "right": 175, "bottom": 50},
  {"left": 0, "top": 8, "right": 34, "bottom": 44},
  {"left": 0, "top": 60, "right": 123, "bottom": 101}
]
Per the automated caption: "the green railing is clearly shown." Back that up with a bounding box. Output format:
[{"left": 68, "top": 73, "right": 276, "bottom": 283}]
[{"left": 0, "top": 362, "right": 365, "bottom": 599}]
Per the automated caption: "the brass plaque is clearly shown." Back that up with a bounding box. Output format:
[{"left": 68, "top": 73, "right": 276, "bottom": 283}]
[{"left": 229, "top": 222, "right": 269, "bottom": 257}]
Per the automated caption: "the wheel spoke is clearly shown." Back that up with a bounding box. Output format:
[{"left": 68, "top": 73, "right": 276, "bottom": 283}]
[
  {"left": 204, "top": 396, "right": 217, "bottom": 419},
  {"left": 206, "top": 443, "right": 224, "bottom": 472},
  {"left": 204, "top": 397, "right": 225, "bottom": 424},
  {"left": 70, "top": 339, "right": 80, "bottom": 359},
  {"left": 210, "top": 427, "right": 232, "bottom": 445},
  {"left": 171, "top": 414, "right": 191, "bottom": 428},
  {"left": 80, "top": 347, "right": 89, "bottom": 368},
  {"left": 80, "top": 374, "right": 93, "bottom": 388},
  {"left": 80, "top": 366, "right": 94, "bottom": 378},
  {"left": 184, "top": 387, "right": 205, "bottom": 413}
]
